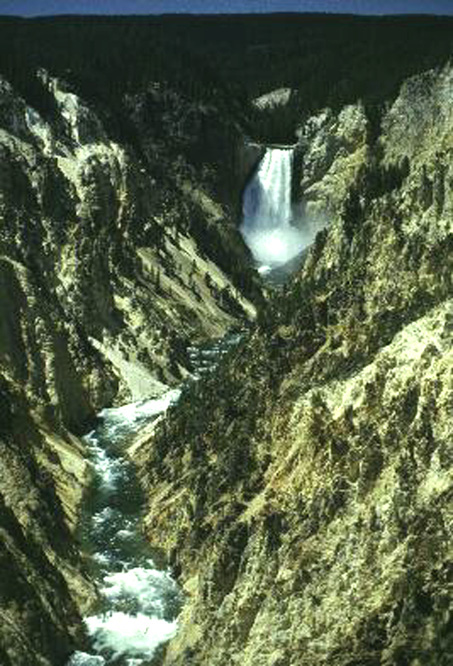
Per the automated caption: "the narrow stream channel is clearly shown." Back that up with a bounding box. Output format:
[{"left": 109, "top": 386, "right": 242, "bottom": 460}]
[
  {"left": 68, "top": 335, "right": 242, "bottom": 665},
  {"left": 68, "top": 391, "right": 182, "bottom": 666}
]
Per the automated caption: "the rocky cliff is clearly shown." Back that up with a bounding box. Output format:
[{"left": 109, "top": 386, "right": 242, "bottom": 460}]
[
  {"left": 1, "top": 13, "right": 453, "bottom": 665},
  {"left": 0, "top": 72, "right": 260, "bottom": 409},
  {"left": 0, "top": 66, "right": 260, "bottom": 664},
  {"left": 0, "top": 373, "right": 99, "bottom": 665},
  {"left": 140, "top": 64, "right": 453, "bottom": 666}
]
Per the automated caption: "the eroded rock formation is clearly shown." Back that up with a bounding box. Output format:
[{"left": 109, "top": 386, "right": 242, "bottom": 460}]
[
  {"left": 0, "top": 14, "right": 452, "bottom": 665},
  {"left": 0, "top": 68, "right": 259, "bottom": 664},
  {"left": 140, "top": 65, "right": 453, "bottom": 666}
]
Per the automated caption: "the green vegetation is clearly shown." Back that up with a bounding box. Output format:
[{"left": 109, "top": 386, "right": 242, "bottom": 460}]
[{"left": 0, "top": 14, "right": 453, "bottom": 143}]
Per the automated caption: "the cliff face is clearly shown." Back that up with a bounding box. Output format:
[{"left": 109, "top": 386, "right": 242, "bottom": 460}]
[
  {"left": 0, "top": 69, "right": 260, "bottom": 664},
  {"left": 141, "top": 65, "right": 453, "bottom": 666},
  {"left": 1, "top": 18, "right": 452, "bottom": 665},
  {"left": 0, "top": 73, "right": 259, "bottom": 412},
  {"left": 0, "top": 373, "right": 98, "bottom": 665}
]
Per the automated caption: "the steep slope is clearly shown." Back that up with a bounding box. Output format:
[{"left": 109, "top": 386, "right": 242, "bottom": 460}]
[
  {"left": 0, "top": 373, "right": 98, "bottom": 665},
  {"left": 0, "top": 73, "right": 259, "bottom": 409},
  {"left": 1, "top": 14, "right": 453, "bottom": 666},
  {"left": 0, "top": 67, "right": 260, "bottom": 664},
  {"left": 140, "top": 65, "right": 453, "bottom": 666}
]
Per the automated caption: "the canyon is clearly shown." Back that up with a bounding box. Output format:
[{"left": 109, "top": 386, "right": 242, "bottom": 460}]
[{"left": 0, "top": 13, "right": 452, "bottom": 666}]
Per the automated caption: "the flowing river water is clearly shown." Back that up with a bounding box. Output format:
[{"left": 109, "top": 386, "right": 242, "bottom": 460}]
[
  {"left": 68, "top": 143, "right": 305, "bottom": 665},
  {"left": 68, "top": 337, "right": 242, "bottom": 665},
  {"left": 68, "top": 391, "right": 182, "bottom": 666}
]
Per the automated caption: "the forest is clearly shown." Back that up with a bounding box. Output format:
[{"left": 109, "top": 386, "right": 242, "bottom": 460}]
[{"left": 1, "top": 13, "right": 453, "bottom": 142}]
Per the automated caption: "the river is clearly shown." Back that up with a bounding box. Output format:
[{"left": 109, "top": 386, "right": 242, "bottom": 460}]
[{"left": 68, "top": 335, "right": 242, "bottom": 665}]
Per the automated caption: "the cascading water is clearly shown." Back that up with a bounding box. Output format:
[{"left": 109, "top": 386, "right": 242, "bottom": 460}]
[
  {"left": 241, "top": 147, "right": 305, "bottom": 272},
  {"left": 68, "top": 391, "right": 182, "bottom": 666},
  {"left": 67, "top": 335, "right": 242, "bottom": 666}
]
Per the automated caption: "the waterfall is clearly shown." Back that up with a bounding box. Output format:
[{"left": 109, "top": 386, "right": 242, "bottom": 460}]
[{"left": 241, "top": 147, "right": 305, "bottom": 272}]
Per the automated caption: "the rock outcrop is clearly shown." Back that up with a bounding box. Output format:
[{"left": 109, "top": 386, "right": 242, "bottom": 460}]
[
  {"left": 0, "top": 73, "right": 259, "bottom": 408},
  {"left": 253, "top": 88, "right": 293, "bottom": 112},
  {"left": 140, "top": 64, "right": 453, "bottom": 666},
  {"left": 1, "top": 14, "right": 453, "bottom": 665},
  {"left": 0, "top": 68, "right": 260, "bottom": 664},
  {"left": 0, "top": 373, "right": 97, "bottom": 665}
]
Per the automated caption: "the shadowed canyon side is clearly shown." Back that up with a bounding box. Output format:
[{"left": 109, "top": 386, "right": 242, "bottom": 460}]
[
  {"left": 140, "top": 65, "right": 453, "bottom": 666},
  {"left": 0, "top": 72, "right": 260, "bottom": 406},
  {"left": 0, "top": 47, "right": 260, "bottom": 666},
  {"left": 0, "top": 12, "right": 452, "bottom": 666}
]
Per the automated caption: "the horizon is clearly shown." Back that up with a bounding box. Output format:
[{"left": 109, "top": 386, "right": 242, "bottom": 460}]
[{"left": 1, "top": 1, "right": 453, "bottom": 17}]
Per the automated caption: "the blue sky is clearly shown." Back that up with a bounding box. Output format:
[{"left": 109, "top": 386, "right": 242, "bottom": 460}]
[{"left": 1, "top": 1, "right": 453, "bottom": 16}]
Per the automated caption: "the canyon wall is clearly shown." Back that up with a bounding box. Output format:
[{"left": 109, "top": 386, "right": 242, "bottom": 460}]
[
  {"left": 141, "top": 65, "right": 453, "bottom": 666},
  {"left": 0, "top": 70, "right": 259, "bottom": 665},
  {"left": 1, "top": 14, "right": 452, "bottom": 664}
]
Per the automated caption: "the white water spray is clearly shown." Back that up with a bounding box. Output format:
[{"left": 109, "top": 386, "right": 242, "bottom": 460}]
[
  {"left": 68, "top": 391, "right": 181, "bottom": 666},
  {"left": 241, "top": 147, "right": 306, "bottom": 271},
  {"left": 67, "top": 335, "right": 242, "bottom": 666}
]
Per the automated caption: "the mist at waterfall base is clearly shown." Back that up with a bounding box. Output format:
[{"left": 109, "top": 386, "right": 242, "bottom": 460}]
[{"left": 241, "top": 147, "right": 325, "bottom": 274}]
